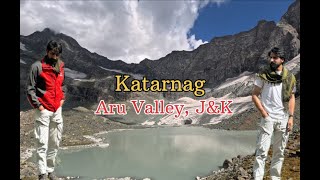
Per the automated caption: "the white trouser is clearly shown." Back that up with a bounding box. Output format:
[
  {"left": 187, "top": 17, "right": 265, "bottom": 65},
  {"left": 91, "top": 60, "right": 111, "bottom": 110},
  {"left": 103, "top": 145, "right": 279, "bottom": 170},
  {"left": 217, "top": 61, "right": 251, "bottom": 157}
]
[
  {"left": 34, "top": 107, "right": 63, "bottom": 175},
  {"left": 253, "top": 115, "right": 289, "bottom": 180}
]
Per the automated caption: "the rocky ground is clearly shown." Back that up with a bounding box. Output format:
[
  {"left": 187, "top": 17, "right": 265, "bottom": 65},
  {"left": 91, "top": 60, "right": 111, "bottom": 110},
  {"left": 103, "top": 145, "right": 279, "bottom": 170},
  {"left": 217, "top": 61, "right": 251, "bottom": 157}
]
[
  {"left": 20, "top": 98, "right": 300, "bottom": 180},
  {"left": 196, "top": 97, "right": 300, "bottom": 180},
  {"left": 196, "top": 131, "right": 300, "bottom": 180}
]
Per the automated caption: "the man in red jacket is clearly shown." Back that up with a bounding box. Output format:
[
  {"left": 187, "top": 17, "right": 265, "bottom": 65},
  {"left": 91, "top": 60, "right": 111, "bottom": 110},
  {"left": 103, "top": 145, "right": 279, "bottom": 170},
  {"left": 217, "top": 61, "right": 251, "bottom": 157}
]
[{"left": 26, "top": 40, "right": 66, "bottom": 180}]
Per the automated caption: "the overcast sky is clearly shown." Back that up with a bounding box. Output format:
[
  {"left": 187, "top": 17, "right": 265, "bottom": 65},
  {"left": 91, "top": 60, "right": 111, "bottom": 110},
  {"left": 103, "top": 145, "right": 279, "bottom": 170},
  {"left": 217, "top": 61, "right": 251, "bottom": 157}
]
[{"left": 20, "top": 0, "right": 293, "bottom": 64}]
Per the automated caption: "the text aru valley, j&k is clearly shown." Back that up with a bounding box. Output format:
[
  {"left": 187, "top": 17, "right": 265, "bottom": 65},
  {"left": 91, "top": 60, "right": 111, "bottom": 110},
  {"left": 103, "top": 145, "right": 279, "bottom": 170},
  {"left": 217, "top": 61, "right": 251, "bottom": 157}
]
[{"left": 95, "top": 99, "right": 233, "bottom": 118}]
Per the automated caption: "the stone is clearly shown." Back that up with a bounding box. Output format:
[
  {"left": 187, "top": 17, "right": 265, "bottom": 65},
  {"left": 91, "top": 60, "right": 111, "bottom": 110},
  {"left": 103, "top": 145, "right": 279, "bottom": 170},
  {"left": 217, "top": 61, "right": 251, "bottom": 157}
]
[
  {"left": 223, "top": 159, "right": 233, "bottom": 169},
  {"left": 239, "top": 167, "right": 248, "bottom": 177}
]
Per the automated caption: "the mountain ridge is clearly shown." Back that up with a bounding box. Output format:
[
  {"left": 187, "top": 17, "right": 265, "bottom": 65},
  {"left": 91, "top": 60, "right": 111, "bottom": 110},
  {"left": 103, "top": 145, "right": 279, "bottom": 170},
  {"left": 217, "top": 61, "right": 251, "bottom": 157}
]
[{"left": 20, "top": 0, "right": 300, "bottom": 111}]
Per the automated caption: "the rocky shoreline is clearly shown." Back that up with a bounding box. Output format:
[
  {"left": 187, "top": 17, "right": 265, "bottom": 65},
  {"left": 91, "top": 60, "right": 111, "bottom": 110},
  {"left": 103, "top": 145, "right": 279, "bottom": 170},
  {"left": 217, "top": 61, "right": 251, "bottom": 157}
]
[
  {"left": 196, "top": 98, "right": 300, "bottom": 180},
  {"left": 20, "top": 102, "right": 300, "bottom": 180},
  {"left": 197, "top": 130, "right": 300, "bottom": 180}
]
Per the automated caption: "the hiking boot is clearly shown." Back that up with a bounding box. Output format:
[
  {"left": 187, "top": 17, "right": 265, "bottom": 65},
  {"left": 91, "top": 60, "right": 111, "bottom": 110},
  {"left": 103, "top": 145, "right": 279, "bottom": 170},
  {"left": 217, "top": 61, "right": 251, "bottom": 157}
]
[
  {"left": 38, "top": 174, "right": 47, "bottom": 180},
  {"left": 48, "top": 172, "right": 59, "bottom": 180}
]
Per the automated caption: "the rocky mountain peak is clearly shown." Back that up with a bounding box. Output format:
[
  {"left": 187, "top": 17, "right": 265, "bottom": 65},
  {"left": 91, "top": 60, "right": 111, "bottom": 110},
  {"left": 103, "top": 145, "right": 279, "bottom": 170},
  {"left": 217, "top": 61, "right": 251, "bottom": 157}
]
[
  {"left": 279, "top": 0, "right": 300, "bottom": 37},
  {"left": 256, "top": 20, "right": 276, "bottom": 29},
  {"left": 26, "top": 27, "right": 57, "bottom": 39},
  {"left": 42, "top": 27, "right": 57, "bottom": 34}
]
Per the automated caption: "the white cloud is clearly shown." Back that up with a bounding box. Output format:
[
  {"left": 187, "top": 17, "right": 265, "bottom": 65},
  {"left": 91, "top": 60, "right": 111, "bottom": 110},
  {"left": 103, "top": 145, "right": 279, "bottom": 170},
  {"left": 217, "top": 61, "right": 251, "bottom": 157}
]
[
  {"left": 188, "top": 35, "right": 208, "bottom": 49},
  {"left": 20, "top": 0, "right": 226, "bottom": 63}
]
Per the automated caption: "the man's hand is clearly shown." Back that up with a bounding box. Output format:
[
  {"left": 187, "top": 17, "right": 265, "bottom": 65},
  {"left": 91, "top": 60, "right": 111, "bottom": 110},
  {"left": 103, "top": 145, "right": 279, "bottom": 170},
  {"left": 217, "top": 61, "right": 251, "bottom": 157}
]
[
  {"left": 252, "top": 85, "right": 269, "bottom": 119},
  {"left": 60, "top": 100, "right": 65, "bottom": 107},
  {"left": 287, "top": 93, "right": 295, "bottom": 132},
  {"left": 262, "top": 111, "right": 269, "bottom": 118},
  {"left": 38, "top": 105, "right": 45, "bottom": 111},
  {"left": 287, "top": 117, "right": 293, "bottom": 132}
]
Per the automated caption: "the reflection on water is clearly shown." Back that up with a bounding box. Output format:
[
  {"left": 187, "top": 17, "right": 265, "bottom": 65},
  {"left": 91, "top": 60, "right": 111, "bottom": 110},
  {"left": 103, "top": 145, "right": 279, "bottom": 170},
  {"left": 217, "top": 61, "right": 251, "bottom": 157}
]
[{"left": 53, "top": 127, "right": 258, "bottom": 180}]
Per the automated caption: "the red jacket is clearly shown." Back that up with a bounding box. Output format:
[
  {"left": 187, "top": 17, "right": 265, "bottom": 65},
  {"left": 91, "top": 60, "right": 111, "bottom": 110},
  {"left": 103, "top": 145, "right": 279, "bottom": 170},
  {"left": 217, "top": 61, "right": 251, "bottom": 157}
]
[{"left": 26, "top": 57, "right": 66, "bottom": 112}]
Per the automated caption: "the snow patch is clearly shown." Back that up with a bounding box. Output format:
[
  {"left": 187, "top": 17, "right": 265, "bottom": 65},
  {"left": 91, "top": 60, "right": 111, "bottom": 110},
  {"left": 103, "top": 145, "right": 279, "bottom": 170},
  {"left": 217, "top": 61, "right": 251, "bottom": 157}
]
[
  {"left": 65, "top": 68, "right": 87, "bottom": 79},
  {"left": 285, "top": 54, "right": 300, "bottom": 71},
  {"left": 215, "top": 71, "right": 253, "bottom": 90},
  {"left": 74, "top": 78, "right": 96, "bottom": 82},
  {"left": 141, "top": 121, "right": 156, "bottom": 125},
  {"left": 99, "top": 66, "right": 144, "bottom": 79},
  {"left": 204, "top": 88, "right": 211, "bottom": 93},
  {"left": 20, "top": 59, "right": 26, "bottom": 64},
  {"left": 158, "top": 95, "right": 253, "bottom": 126},
  {"left": 20, "top": 42, "right": 27, "bottom": 51}
]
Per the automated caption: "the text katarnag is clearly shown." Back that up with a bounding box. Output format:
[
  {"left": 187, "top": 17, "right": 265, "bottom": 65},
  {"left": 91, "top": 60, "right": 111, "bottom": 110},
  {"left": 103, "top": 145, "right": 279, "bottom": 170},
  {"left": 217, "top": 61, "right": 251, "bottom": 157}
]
[{"left": 115, "top": 75, "right": 206, "bottom": 97}]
